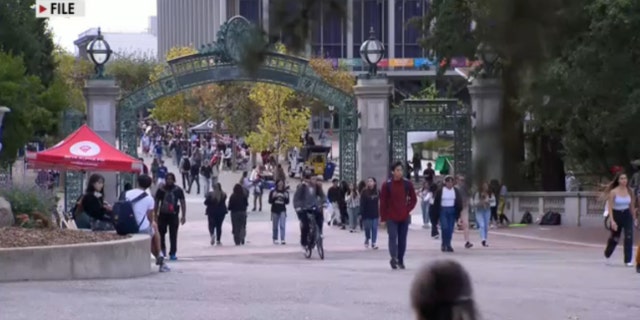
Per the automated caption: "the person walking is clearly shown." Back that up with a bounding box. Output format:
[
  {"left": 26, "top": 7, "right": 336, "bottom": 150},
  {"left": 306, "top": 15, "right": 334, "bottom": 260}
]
[
  {"left": 179, "top": 156, "right": 191, "bottom": 190},
  {"left": 204, "top": 183, "right": 227, "bottom": 246},
  {"left": 188, "top": 154, "right": 201, "bottom": 194},
  {"left": 228, "top": 183, "right": 249, "bottom": 245},
  {"left": 455, "top": 175, "right": 473, "bottom": 249},
  {"left": 428, "top": 183, "right": 439, "bottom": 239},
  {"left": 268, "top": 179, "right": 289, "bottom": 245},
  {"left": 473, "top": 182, "right": 493, "bottom": 247},
  {"left": 433, "top": 176, "right": 463, "bottom": 252},
  {"left": 200, "top": 162, "right": 212, "bottom": 196},
  {"left": 154, "top": 173, "right": 187, "bottom": 260},
  {"left": 380, "top": 161, "right": 417, "bottom": 270},
  {"left": 327, "top": 179, "right": 342, "bottom": 226},
  {"left": 210, "top": 156, "right": 220, "bottom": 187},
  {"left": 603, "top": 172, "right": 638, "bottom": 267},
  {"left": 418, "top": 181, "right": 433, "bottom": 229},
  {"left": 360, "top": 177, "right": 379, "bottom": 249},
  {"left": 345, "top": 183, "right": 360, "bottom": 233}
]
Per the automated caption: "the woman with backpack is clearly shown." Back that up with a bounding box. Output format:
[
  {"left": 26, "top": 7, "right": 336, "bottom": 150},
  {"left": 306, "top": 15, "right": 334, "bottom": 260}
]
[
  {"left": 473, "top": 182, "right": 493, "bottom": 247},
  {"left": 360, "top": 177, "right": 379, "bottom": 249},
  {"left": 228, "top": 183, "right": 249, "bottom": 245},
  {"left": 204, "top": 183, "right": 227, "bottom": 246}
]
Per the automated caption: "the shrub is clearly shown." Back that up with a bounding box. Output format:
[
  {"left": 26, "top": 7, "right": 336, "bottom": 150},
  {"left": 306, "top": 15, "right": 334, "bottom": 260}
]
[{"left": 0, "top": 184, "right": 56, "bottom": 228}]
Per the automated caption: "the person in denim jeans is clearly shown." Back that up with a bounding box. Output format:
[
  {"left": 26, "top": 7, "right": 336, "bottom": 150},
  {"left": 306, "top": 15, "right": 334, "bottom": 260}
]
[
  {"left": 379, "top": 162, "right": 417, "bottom": 270},
  {"left": 433, "top": 176, "right": 463, "bottom": 252},
  {"left": 603, "top": 172, "right": 639, "bottom": 267},
  {"left": 345, "top": 183, "right": 360, "bottom": 232},
  {"left": 418, "top": 181, "right": 433, "bottom": 229},
  {"left": 269, "top": 179, "right": 289, "bottom": 245},
  {"left": 473, "top": 182, "right": 493, "bottom": 247},
  {"left": 360, "top": 177, "right": 379, "bottom": 249}
]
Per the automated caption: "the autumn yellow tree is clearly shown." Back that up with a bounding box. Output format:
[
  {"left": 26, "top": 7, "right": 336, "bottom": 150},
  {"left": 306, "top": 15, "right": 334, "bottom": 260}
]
[
  {"left": 245, "top": 83, "right": 310, "bottom": 155},
  {"left": 149, "top": 46, "right": 199, "bottom": 125},
  {"left": 291, "top": 57, "right": 356, "bottom": 114}
]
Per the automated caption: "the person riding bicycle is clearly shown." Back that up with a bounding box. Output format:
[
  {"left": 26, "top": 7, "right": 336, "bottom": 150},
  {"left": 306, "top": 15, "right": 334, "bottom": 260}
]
[{"left": 293, "top": 173, "right": 325, "bottom": 248}]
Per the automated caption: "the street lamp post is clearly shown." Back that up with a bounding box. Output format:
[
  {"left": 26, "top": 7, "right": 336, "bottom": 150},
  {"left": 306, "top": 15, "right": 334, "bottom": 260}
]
[
  {"left": 328, "top": 105, "right": 335, "bottom": 160},
  {"left": 359, "top": 27, "right": 385, "bottom": 77},
  {"left": 0, "top": 106, "right": 11, "bottom": 152},
  {"left": 86, "top": 28, "right": 113, "bottom": 78}
]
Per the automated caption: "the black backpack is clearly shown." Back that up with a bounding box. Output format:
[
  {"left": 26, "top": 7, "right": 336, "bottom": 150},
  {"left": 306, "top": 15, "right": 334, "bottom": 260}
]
[
  {"left": 540, "top": 211, "right": 561, "bottom": 226},
  {"left": 520, "top": 211, "right": 533, "bottom": 224},
  {"left": 112, "top": 192, "right": 148, "bottom": 235},
  {"left": 181, "top": 158, "right": 191, "bottom": 171}
]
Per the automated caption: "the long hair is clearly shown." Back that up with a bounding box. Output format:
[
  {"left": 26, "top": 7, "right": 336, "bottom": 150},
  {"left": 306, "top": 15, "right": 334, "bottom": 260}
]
[
  {"left": 603, "top": 172, "right": 626, "bottom": 197},
  {"left": 232, "top": 183, "right": 245, "bottom": 197},
  {"left": 86, "top": 174, "right": 105, "bottom": 193},
  {"left": 212, "top": 183, "right": 224, "bottom": 202}
]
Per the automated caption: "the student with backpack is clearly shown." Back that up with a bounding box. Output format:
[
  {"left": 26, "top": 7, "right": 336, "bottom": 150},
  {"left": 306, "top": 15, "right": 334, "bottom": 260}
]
[
  {"left": 118, "top": 174, "right": 170, "bottom": 272},
  {"left": 154, "top": 173, "right": 187, "bottom": 260},
  {"left": 379, "top": 161, "right": 417, "bottom": 270},
  {"left": 179, "top": 155, "right": 191, "bottom": 190}
]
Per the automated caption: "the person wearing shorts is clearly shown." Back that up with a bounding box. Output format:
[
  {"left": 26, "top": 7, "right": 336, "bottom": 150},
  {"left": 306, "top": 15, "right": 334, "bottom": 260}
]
[{"left": 124, "top": 174, "right": 170, "bottom": 272}]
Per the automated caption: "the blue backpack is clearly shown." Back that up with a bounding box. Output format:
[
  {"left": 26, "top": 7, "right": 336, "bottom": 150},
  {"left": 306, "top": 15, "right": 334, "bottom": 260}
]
[{"left": 112, "top": 192, "right": 148, "bottom": 235}]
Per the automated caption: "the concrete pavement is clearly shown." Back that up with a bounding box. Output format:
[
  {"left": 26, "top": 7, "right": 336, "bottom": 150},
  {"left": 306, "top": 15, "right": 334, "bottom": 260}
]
[{"left": 1, "top": 155, "right": 639, "bottom": 320}]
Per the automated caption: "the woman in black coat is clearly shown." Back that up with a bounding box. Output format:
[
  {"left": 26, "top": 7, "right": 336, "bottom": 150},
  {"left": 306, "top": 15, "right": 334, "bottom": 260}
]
[
  {"left": 359, "top": 177, "right": 380, "bottom": 249},
  {"left": 204, "top": 182, "right": 227, "bottom": 246},
  {"left": 228, "top": 183, "right": 249, "bottom": 245},
  {"left": 79, "top": 174, "right": 114, "bottom": 231}
]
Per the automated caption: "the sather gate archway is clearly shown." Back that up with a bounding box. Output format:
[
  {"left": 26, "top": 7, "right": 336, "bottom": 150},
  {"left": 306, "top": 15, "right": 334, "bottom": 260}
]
[{"left": 117, "top": 16, "right": 358, "bottom": 184}]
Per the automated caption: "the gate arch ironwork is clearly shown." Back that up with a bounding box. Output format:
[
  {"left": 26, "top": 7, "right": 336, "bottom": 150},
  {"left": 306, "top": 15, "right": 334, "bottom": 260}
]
[
  {"left": 117, "top": 16, "right": 358, "bottom": 184},
  {"left": 389, "top": 99, "right": 472, "bottom": 180}
]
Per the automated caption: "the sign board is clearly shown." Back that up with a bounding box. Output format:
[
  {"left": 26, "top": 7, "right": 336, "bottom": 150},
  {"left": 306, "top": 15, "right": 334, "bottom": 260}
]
[{"left": 35, "top": 0, "right": 85, "bottom": 18}]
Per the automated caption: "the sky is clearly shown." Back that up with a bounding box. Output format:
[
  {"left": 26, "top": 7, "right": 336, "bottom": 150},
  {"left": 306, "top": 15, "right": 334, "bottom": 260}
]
[{"left": 48, "top": 0, "right": 156, "bottom": 52}]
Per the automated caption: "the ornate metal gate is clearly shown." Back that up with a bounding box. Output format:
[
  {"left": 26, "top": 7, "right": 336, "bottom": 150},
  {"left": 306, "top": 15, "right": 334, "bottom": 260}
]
[
  {"left": 61, "top": 109, "right": 86, "bottom": 212},
  {"left": 117, "top": 16, "right": 358, "bottom": 184},
  {"left": 389, "top": 99, "right": 472, "bottom": 179}
]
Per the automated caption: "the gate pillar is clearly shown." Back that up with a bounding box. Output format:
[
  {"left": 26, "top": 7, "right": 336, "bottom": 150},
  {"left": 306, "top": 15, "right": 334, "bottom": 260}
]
[
  {"left": 468, "top": 78, "right": 503, "bottom": 183},
  {"left": 84, "top": 79, "right": 120, "bottom": 205},
  {"left": 354, "top": 77, "right": 393, "bottom": 185}
]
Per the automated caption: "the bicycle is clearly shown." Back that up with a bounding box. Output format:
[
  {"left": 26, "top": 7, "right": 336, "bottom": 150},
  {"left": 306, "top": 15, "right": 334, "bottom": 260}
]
[{"left": 302, "top": 209, "right": 324, "bottom": 260}]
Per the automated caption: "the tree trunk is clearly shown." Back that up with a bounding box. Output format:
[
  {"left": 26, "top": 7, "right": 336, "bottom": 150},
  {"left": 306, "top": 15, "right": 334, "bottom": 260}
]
[
  {"left": 539, "top": 134, "right": 566, "bottom": 191},
  {"left": 500, "top": 67, "right": 525, "bottom": 190}
]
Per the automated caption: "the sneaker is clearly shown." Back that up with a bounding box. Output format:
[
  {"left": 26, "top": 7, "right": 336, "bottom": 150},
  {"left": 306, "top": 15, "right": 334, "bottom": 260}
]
[
  {"left": 482, "top": 240, "right": 488, "bottom": 247},
  {"left": 389, "top": 258, "right": 398, "bottom": 270},
  {"left": 169, "top": 255, "right": 178, "bottom": 261},
  {"left": 465, "top": 242, "right": 473, "bottom": 249},
  {"left": 364, "top": 241, "right": 369, "bottom": 248},
  {"left": 273, "top": 240, "right": 279, "bottom": 245},
  {"left": 432, "top": 234, "right": 440, "bottom": 240},
  {"left": 398, "top": 261, "right": 406, "bottom": 270},
  {"left": 216, "top": 241, "right": 222, "bottom": 246},
  {"left": 625, "top": 262, "right": 634, "bottom": 267},
  {"left": 155, "top": 256, "right": 164, "bottom": 266},
  {"left": 280, "top": 241, "right": 286, "bottom": 245},
  {"left": 446, "top": 246, "right": 455, "bottom": 253},
  {"left": 636, "top": 265, "right": 640, "bottom": 273},
  {"left": 371, "top": 244, "right": 379, "bottom": 250},
  {"left": 159, "top": 263, "right": 171, "bottom": 272},
  {"left": 210, "top": 235, "right": 215, "bottom": 246},
  {"left": 161, "top": 250, "right": 166, "bottom": 258},
  {"left": 422, "top": 224, "right": 429, "bottom": 229},
  {"left": 605, "top": 257, "right": 612, "bottom": 265},
  {"left": 349, "top": 229, "right": 355, "bottom": 233}
]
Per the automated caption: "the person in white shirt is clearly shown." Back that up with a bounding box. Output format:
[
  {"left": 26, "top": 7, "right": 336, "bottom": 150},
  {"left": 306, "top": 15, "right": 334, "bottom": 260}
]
[
  {"left": 124, "top": 174, "right": 170, "bottom": 272},
  {"left": 433, "top": 176, "right": 463, "bottom": 252}
]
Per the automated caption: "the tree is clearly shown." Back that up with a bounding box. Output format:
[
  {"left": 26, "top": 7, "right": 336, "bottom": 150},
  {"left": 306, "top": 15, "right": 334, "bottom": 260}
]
[
  {"left": 149, "top": 46, "right": 199, "bottom": 124},
  {"left": 53, "top": 48, "right": 93, "bottom": 112},
  {"left": 245, "top": 83, "right": 310, "bottom": 155},
  {"left": 107, "top": 54, "right": 158, "bottom": 96},
  {"left": 412, "top": 0, "right": 584, "bottom": 190},
  {"left": 293, "top": 58, "right": 355, "bottom": 114},
  {"left": 0, "top": 52, "right": 67, "bottom": 163},
  {"left": 530, "top": 0, "right": 640, "bottom": 179}
]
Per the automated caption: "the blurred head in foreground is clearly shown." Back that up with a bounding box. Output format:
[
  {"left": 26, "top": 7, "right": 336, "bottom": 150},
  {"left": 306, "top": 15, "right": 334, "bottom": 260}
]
[{"left": 411, "top": 260, "right": 478, "bottom": 320}]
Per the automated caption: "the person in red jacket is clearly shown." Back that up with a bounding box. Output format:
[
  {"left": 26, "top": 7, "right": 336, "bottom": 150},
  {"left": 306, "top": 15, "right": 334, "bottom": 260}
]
[{"left": 380, "top": 161, "right": 418, "bottom": 269}]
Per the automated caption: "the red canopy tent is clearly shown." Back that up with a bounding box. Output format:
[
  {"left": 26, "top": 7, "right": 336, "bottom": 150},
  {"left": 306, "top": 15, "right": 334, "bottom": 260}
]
[{"left": 26, "top": 124, "right": 143, "bottom": 173}]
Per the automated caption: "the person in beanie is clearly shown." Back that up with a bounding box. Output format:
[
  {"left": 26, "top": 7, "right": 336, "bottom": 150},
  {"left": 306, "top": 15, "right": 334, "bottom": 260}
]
[{"left": 379, "top": 161, "right": 417, "bottom": 270}]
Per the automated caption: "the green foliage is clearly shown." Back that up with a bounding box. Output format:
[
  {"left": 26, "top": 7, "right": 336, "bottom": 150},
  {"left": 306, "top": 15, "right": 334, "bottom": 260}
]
[
  {"left": 529, "top": 0, "right": 640, "bottom": 176},
  {"left": 54, "top": 48, "right": 93, "bottom": 112},
  {"left": 107, "top": 55, "right": 158, "bottom": 96},
  {"left": 0, "top": 52, "right": 68, "bottom": 163},
  {"left": 0, "top": 184, "right": 56, "bottom": 228},
  {"left": 0, "top": 0, "right": 56, "bottom": 86}
]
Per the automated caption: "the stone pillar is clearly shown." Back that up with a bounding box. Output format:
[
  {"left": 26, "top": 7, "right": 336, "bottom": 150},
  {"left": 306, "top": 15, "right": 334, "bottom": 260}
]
[
  {"left": 468, "top": 78, "right": 503, "bottom": 183},
  {"left": 84, "top": 79, "right": 120, "bottom": 205},
  {"left": 220, "top": 0, "right": 228, "bottom": 25},
  {"left": 354, "top": 77, "right": 392, "bottom": 185},
  {"left": 346, "top": 0, "right": 354, "bottom": 59},
  {"left": 387, "top": 0, "right": 395, "bottom": 59}
]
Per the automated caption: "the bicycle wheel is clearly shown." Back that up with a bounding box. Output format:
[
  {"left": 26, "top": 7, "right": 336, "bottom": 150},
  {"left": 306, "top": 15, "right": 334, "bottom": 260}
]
[
  {"left": 316, "top": 233, "right": 324, "bottom": 260},
  {"left": 304, "top": 220, "right": 315, "bottom": 259}
]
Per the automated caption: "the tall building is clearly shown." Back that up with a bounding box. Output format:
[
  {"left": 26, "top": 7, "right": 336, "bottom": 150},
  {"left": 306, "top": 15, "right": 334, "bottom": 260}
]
[
  {"left": 157, "top": 0, "right": 429, "bottom": 60},
  {"left": 74, "top": 21, "right": 158, "bottom": 60}
]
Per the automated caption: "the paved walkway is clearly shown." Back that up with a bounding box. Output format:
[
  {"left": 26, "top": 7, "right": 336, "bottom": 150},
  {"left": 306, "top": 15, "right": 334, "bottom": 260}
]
[{"left": 1, "top": 154, "right": 639, "bottom": 320}]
